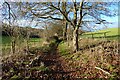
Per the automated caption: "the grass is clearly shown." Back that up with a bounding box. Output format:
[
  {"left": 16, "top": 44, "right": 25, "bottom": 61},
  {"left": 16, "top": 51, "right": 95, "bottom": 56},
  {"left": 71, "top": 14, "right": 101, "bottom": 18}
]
[
  {"left": 58, "top": 41, "right": 71, "bottom": 56},
  {"left": 30, "top": 66, "right": 49, "bottom": 71},
  {"left": 1, "top": 36, "right": 41, "bottom": 45},
  {"left": 1, "top": 36, "right": 43, "bottom": 56},
  {"left": 81, "top": 27, "right": 120, "bottom": 40},
  {"left": 29, "top": 37, "right": 41, "bottom": 42},
  {"left": 0, "top": 36, "right": 11, "bottom": 45}
]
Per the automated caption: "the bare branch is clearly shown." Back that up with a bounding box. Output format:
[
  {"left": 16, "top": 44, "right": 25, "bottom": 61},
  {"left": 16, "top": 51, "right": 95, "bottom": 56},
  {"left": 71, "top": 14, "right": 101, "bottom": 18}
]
[
  {"left": 77, "top": 0, "right": 84, "bottom": 27},
  {"left": 50, "top": 2, "right": 75, "bottom": 27},
  {"left": 95, "top": 67, "right": 112, "bottom": 76},
  {"left": 38, "top": 16, "right": 63, "bottom": 20}
]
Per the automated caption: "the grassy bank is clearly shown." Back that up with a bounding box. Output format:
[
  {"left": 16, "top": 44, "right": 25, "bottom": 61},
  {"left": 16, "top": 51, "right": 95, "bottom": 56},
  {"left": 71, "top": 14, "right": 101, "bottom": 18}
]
[{"left": 58, "top": 39, "right": 119, "bottom": 78}]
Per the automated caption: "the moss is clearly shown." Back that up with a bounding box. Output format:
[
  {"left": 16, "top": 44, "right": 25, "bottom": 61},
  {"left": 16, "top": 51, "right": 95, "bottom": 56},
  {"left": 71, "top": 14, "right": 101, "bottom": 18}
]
[
  {"left": 75, "top": 66, "right": 81, "bottom": 69},
  {"left": 25, "top": 77, "right": 30, "bottom": 79},
  {"left": 10, "top": 75, "right": 20, "bottom": 79},
  {"left": 30, "top": 66, "right": 49, "bottom": 71},
  {"left": 23, "top": 61, "right": 29, "bottom": 65},
  {"left": 10, "top": 68, "right": 14, "bottom": 73}
]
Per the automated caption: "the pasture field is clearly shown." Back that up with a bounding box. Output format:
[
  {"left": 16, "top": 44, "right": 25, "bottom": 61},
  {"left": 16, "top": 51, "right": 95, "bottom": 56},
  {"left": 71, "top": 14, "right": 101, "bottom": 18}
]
[
  {"left": 81, "top": 28, "right": 120, "bottom": 40},
  {"left": 1, "top": 36, "right": 41, "bottom": 45},
  {"left": 1, "top": 36, "right": 42, "bottom": 56}
]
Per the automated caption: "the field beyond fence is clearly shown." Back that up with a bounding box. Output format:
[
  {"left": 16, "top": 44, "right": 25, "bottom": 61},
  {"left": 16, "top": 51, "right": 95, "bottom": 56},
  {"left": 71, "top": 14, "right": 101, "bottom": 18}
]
[{"left": 81, "top": 28, "right": 120, "bottom": 40}]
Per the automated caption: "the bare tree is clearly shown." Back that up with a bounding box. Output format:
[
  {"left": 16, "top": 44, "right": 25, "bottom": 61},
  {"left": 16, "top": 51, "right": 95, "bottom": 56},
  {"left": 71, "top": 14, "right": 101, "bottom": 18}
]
[
  {"left": 46, "top": 1, "right": 117, "bottom": 52},
  {"left": 12, "top": 1, "right": 117, "bottom": 52},
  {"left": 2, "top": 2, "right": 27, "bottom": 55},
  {"left": 2, "top": 2, "right": 17, "bottom": 54}
]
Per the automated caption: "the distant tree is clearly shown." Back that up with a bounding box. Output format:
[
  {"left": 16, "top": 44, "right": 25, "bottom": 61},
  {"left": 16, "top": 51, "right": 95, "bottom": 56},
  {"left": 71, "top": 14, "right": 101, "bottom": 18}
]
[{"left": 48, "top": 21, "right": 64, "bottom": 37}]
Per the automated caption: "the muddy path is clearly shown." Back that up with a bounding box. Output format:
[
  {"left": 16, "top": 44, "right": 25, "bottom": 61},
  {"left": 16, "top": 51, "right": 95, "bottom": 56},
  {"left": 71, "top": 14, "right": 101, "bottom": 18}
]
[
  {"left": 36, "top": 53, "right": 76, "bottom": 79},
  {"left": 29, "top": 42, "right": 77, "bottom": 79}
]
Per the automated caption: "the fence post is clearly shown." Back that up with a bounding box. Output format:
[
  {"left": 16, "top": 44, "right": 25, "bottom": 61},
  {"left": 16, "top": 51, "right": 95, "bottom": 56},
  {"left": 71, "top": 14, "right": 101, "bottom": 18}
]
[
  {"left": 92, "top": 34, "right": 94, "bottom": 39},
  {"left": 104, "top": 32, "right": 106, "bottom": 38}
]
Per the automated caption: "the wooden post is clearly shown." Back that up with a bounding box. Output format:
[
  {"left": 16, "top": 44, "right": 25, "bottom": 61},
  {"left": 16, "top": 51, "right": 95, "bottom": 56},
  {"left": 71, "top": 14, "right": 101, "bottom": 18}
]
[
  {"left": 92, "top": 34, "right": 94, "bottom": 39},
  {"left": 104, "top": 32, "right": 106, "bottom": 38}
]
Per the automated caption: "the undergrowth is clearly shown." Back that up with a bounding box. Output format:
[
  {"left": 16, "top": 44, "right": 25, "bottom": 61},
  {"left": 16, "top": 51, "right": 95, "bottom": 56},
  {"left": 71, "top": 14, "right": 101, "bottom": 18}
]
[
  {"left": 58, "top": 39, "right": 119, "bottom": 78},
  {"left": 2, "top": 38, "right": 120, "bottom": 79}
]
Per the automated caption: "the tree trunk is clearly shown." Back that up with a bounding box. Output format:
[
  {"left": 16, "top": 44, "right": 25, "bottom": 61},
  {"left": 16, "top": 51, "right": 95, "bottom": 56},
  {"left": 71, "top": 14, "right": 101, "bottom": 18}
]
[
  {"left": 63, "top": 22, "right": 68, "bottom": 40},
  {"left": 72, "top": 27, "right": 79, "bottom": 53}
]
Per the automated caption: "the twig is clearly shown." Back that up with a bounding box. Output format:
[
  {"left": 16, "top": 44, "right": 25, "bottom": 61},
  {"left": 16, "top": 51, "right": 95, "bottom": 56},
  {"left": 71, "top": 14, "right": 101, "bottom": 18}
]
[{"left": 95, "top": 66, "right": 112, "bottom": 76}]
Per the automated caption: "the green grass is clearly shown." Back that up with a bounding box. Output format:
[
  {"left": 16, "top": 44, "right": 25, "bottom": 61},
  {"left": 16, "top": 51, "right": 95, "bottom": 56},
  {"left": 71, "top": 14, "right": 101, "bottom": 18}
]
[
  {"left": 81, "top": 27, "right": 120, "bottom": 40},
  {"left": 0, "top": 36, "right": 11, "bottom": 45},
  {"left": 29, "top": 38, "right": 41, "bottom": 42},
  {"left": 1, "top": 36, "right": 43, "bottom": 56},
  {"left": 58, "top": 41, "right": 70, "bottom": 56},
  {"left": 1, "top": 36, "right": 41, "bottom": 45}
]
